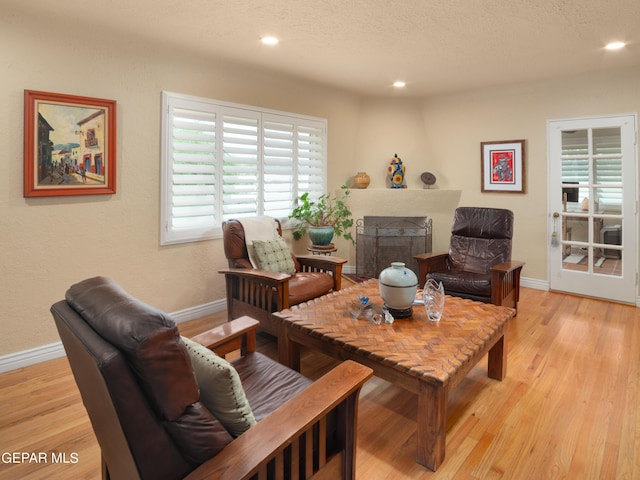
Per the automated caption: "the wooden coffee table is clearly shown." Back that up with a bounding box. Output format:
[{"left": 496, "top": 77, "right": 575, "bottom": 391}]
[{"left": 274, "top": 279, "right": 515, "bottom": 471}]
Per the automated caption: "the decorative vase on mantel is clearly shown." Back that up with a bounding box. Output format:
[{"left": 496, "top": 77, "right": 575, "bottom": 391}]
[
  {"left": 354, "top": 172, "right": 371, "bottom": 189},
  {"left": 378, "top": 262, "right": 418, "bottom": 318},
  {"left": 387, "top": 153, "right": 405, "bottom": 189}
]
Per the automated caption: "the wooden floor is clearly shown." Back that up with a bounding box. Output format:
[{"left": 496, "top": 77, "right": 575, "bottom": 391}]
[{"left": 1, "top": 287, "right": 640, "bottom": 479}]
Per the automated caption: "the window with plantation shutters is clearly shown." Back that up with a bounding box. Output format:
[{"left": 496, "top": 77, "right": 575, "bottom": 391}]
[{"left": 161, "top": 92, "right": 327, "bottom": 245}]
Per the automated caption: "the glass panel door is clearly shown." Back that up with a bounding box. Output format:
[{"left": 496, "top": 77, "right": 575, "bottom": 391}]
[{"left": 549, "top": 115, "right": 636, "bottom": 303}]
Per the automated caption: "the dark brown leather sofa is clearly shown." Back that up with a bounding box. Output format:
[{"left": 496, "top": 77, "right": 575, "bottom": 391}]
[
  {"left": 220, "top": 218, "right": 346, "bottom": 338},
  {"left": 51, "top": 276, "right": 371, "bottom": 479},
  {"left": 415, "top": 207, "right": 524, "bottom": 313}
]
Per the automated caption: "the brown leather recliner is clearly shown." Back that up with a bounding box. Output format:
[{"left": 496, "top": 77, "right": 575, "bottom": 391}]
[
  {"left": 414, "top": 207, "right": 525, "bottom": 313},
  {"left": 51, "top": 276, "right": 371, "bottom": 480},
  {"left": 220, "top": 218, "right": 346, "bottom": 338}
]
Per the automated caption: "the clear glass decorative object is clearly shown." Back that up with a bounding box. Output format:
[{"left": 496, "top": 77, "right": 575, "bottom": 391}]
[
  {"left": 349, "top": 295, "right": 372, "bottom": 319},
  {"left": 423, "top": 278, "right": 445, "bottom": 322}
]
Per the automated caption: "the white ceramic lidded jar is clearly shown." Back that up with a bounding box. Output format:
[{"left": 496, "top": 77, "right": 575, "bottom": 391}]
[{"left": 378, "top": 262, "right": 418, "bottom": 318}]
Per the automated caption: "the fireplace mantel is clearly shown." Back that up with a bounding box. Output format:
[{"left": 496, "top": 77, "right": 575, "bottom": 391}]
[
  {"left": 287, "top": 188, "right": 462, "bottom": 267},
  {"left": 348, "top": 188, "right": 462, "bottom": 253}
]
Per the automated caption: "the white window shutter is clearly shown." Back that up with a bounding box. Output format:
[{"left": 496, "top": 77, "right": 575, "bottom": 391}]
[
  {"left": 221, "top": 109, "right": 260, "bottom": 219},
  {"left": 296, "top": 121, "right": 326, "bottom": 201},
  {"left": 263, "top": 115, "right": 294, "bottom": 218},
  {"left": 161, "top": 94, "right": 218, "bottom": 245}
]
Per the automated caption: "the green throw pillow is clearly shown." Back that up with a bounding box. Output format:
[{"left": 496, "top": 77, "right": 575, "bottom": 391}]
[
  {"left": 181, "top": 337, "right": 256, "bottom": 437},
  {"left": 252, "top": 238, "right": 296, "bottom": 275}
]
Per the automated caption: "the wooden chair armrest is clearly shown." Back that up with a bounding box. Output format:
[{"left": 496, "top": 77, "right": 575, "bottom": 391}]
[
  {"left": 218, "top": 268, "right": 291, "bottom": 284},
  {"left": 296, "top": 255, "right": 347, "bottom": 291},
  {"left": 490, "top": 261, "right": 525, "bottom": 314},
  {"left": 414, "top": 252, "right": 449, "bottom": 263},
  {"left": 190, "top": 316, "right": 259, "bottom": 356},
  {"left": 414, "top": 252, "right": 450, "bottom": 288},
  {"left": 220, "top": 268, "right": 292, "bottom": 327},
  {"left": 184, "top": 360, "right": 373, "bottom": 480},
  {"left": 295, "top": 255, "right": 348, "bottom": 268},
  {"left": 490, "top": 260, "right": 525, "bottom": 275}
]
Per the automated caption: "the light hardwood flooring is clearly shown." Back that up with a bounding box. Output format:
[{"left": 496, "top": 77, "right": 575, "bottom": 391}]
[{"left": 1, "top": 287, "right": 639, "bottom": 479}]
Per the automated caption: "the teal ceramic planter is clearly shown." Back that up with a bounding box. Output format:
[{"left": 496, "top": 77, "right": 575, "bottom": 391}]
[{"left": 308, "top": 226, "right": 335, "bottom": 246}]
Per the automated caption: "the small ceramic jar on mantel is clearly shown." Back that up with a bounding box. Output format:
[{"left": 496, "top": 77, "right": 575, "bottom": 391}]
[{"left": 353, "top": 172, "right": 371, "bottom": 189}]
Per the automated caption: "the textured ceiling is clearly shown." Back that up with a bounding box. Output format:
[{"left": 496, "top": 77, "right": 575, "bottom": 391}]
[{"left": 6, "top": 0, "right": 640, "bottom": 96}]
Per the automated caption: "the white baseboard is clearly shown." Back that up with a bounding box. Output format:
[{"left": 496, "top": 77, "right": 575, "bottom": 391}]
[
  {"left": 520, "top": 277, "right": 549, "bottom": 291},
  {"left": 0, "top": 298, "right": 227, "bottom": 374},
  {"left": 0, "top": 342, "right": 67, "bottom": 374},
  {"left": 170, "top": 298, "right": 227, "bottom": 324}
]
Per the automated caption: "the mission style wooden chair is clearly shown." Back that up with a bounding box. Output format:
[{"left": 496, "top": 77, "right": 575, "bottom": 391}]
[
  {"left": 220, "top": 217, "right": 346, "bottom": 339},
  {"left": 52, "top": 276, "right": 371, "bottom": 480},
  {"left": 414, "top": 207, "right": 525, "bottom": 314}
]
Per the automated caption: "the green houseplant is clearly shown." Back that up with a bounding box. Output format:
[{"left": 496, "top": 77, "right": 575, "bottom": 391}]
[{"left": 289, "top": 182, "right": 355, "bottom": 246}]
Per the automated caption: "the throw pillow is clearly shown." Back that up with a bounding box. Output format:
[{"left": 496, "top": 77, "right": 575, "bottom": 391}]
[
  {"left": 252, "top": 237, "right": 296, "bottom": 275},
  {"left": 181, "top": 337, "right": 257, "bottom": 437}
]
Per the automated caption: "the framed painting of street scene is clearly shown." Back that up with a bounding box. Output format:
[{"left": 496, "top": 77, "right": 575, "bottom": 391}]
[
  {"left": 480, "top": 139, "right": 525, "bottom": 193},
  {"left": 24, "top": 90, "right": 116, "bottom": 197}
]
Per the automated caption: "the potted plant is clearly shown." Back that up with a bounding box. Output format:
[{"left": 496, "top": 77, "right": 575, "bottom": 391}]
[{"left": 289, "top": 182, "right": 355, "bottom": 246}]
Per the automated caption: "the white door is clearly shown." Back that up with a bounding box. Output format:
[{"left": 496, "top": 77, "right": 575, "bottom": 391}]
[{"left": 548, "top": 114, "right": 637, "bottom": 304}]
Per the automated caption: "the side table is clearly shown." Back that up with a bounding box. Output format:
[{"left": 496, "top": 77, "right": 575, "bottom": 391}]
[{"left": 307, "top": 244, "right": 337, "bottom": 255}]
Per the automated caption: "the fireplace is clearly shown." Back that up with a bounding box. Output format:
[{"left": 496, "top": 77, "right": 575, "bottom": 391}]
[{"left": 356, "top": 216, "right": 432, "bottom": 279}]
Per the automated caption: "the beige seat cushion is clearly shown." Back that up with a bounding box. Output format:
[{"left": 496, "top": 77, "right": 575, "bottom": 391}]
[{"left": 288, "top": 272, "right": 335, "bottom": 305}]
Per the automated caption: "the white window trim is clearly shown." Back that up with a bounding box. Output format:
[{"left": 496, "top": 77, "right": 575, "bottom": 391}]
[{"left": 160, "top": 91, "right": 327, "bottom": 245}]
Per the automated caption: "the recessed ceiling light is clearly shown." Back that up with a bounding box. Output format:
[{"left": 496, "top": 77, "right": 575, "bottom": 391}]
[
  {"left": 393, "top": 81, "right": 406, "bottom": 88},
  {"left": 605, "top": 41, "right": 626, "bottom": 50},
  {"left": 261, "top": 36, "right": 279, "bottom": 46}
]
